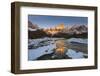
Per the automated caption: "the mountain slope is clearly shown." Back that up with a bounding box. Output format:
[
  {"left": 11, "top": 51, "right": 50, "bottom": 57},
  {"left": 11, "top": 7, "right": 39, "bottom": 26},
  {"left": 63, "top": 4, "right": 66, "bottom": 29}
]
[
  {"left": 28, "top": 21, "right": 39, "bottom": 31},
  {"left": 63, "top": 25, "right": 87, "bottom": 34}
]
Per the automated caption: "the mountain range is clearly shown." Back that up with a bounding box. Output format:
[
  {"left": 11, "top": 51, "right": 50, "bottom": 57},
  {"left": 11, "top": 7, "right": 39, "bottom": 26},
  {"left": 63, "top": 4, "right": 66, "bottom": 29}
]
[
  {"left": 62, "top": 25, "right": 87, "bottom": 34},
  {"left": 28, "top": 21, "right": 88, "bottom": 39}
]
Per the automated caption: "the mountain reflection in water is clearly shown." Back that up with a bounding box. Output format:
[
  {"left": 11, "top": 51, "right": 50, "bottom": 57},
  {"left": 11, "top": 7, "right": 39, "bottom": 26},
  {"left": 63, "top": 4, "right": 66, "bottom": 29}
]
[
  {"left": 54, "top": 40, "right": 67, "bottom": 58},
  {"left": 28, "top": 38, "right": 88, "bottom": 60}
]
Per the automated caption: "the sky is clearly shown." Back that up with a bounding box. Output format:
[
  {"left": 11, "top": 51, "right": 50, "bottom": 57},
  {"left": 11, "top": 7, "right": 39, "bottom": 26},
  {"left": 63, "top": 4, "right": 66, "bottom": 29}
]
[{"left": 28, "top": 15, "right": 88, "bottom": 29}]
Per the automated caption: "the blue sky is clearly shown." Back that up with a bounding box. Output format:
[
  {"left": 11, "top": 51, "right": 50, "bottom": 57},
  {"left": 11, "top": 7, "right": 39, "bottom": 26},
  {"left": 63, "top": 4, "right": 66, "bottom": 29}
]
[{"left": 28, "top": 15, "right": 88, "bottom": 28}]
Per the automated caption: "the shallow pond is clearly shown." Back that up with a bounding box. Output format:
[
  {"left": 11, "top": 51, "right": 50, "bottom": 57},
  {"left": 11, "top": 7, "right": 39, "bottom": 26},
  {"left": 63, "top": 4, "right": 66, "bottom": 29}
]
[{"left": 28, "top": 37, "right": 88, "bottom": 60}]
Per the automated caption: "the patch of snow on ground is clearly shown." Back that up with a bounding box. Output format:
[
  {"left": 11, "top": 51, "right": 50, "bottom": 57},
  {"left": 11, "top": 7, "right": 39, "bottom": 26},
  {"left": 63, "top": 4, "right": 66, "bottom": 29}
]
[
  {"left": 28, "top": 43, "right": 56, "bottom": 60},
  {"left": 28, "top": 37, "right": 64, "bottom": 46},
  {"left": 67, "top": 38, "right": 87, "bottom": 44},
  {"left": 66, "top": 49, "right": 87, "bottom": 59}
]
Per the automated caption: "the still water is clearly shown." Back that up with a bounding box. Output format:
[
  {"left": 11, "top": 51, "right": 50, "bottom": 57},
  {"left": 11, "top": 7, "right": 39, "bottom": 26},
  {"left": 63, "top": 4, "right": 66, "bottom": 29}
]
[{"left": 28, "top": 38, "right": 88, "bottom": 60}]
